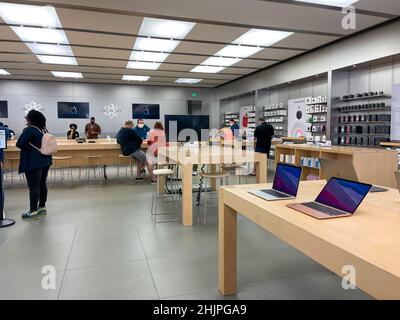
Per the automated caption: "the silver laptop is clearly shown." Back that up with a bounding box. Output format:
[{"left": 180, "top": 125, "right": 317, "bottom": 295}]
[
  {"left": 319, "top": 158, "right": 387, "bottom": 193},
  {"left": 249, "top": 163, "right": 302, "bottom": 201}
]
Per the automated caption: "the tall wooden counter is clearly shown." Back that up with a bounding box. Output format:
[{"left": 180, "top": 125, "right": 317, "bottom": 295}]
[{"left": 275, "top": 144, "right": 398, "bottom": 188}]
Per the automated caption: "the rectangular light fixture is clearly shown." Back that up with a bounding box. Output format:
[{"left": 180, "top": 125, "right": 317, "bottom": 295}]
[
  {"left": 127, "top": 18, "right": 196, "bottom": 71},
  {"left": 191, "top": 66, "right": 225, "bottom": 73},
  {"left": 122, "top": 75, "right": 150, "bottom": 82},
  {"left": 175, "top": 78, "right": 202, "bottom": 84},
  {"left": 216, "top": 45, "right": 262, "bottom": 58},
  {"left": 234, "top": 29, "right": 293, "bottom": 47},
  {"left": 37, "top": 55, "right": 77, "bottom": 65},
  {"left": 127, "top": 61, "right": 161, "bottom": 70},
  {"left": 294, "top": 0, "right": 358, "bottom": 7},
  {"left": 26, "top": 43, "right": 74, "bottom": 56},
  {"left": 0, "top": 3, "right": 62, "bottom": 27},
  {"left": 0, "top": 69, "right": 10, "bottom": 76},
  {"left": 134, "top": 37, "right": 180, "bottom": 53},
  {"left": 139, "top": 18, "right": 195, "bottom": 39},
  {"left": 202, "top": 56, "right": 242, "bottom": 67},
  {"left": 51, "top": 71, "right": 83, "bottom": 79},
  {"left": 130, "top": 51, "right": 169, "bottom": 63},
  {"left": 11, "top": 26, "right": 69, "bottom": 44}
]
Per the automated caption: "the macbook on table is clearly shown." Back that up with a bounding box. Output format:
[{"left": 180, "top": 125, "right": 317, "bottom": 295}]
[
  {"left": 319, "top": 158, "right": 387, "bottom": 193},
  {"left": 248, "top": 163, "right": 302, "bottom": 201},
  {"left": 287, "top": 177, "right": 372, "bottom": 220}
]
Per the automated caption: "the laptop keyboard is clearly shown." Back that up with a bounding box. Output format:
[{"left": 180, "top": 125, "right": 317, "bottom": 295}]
[
  {"left": 303, "top": 202, "right": 347, "bottom": 216},
  {"left": 261, "top": 189, "right": 289, "bottom": 198}
]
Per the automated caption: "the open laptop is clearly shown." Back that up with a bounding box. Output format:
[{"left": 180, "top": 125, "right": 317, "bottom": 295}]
[
  {"left": 287, "top": 177, "right": 372, "bottom": 220},
  {"left": 248, "top": 163, "right": 302, "bottom": 201},
  {"left": 320, "top": 158, "right": 387, "bottom": 193}
]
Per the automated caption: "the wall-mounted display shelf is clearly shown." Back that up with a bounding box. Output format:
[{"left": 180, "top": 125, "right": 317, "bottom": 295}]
[
  {"left": 336, "top": 92, "right": 391, "bottom": 102},
  {"left": 224, "top": 112, "right": 239, "bottom": 125},
  {"left": 306, "top": 96, "right": 328, "bottom": 138},
  {"left": 263, "top": 103, "right": 288, "bottom": 139},
  {"left": 338, "top": 102, "right": 390, "bottom": 113}
]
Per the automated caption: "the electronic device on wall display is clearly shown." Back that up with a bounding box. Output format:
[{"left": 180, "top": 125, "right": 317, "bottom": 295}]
[
  {"left": 248, "top": 163, "right": 302, "bottom": 201},
  {"left": 164, "top": 115, "right": 209, "bottom": 142},
  {"left": 288, "top": 98, "right": 309, "bottom": 138},
  {"left": 58, "top": 102, "right": 90, "bottom": 119},
  {"left": 287, "top": 177, "right": 372, "bottom": 220},
  {"left": 132, "top": 104, "right": 160, "bottom": 119},
  {"left": 0, "top": 101, "right": 8, "bottom": 118}
]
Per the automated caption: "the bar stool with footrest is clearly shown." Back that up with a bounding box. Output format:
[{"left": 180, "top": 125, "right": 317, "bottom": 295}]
[
  {"left": 51, "top": 156, "right": 73, "bottom": 185},
  {"left": 117, "top": 154, "right": 135, "bottom": 182},
  {"left": 5, "top": 156, "right": 24, "bottom": 185},
  {"left": 199, "top": 169, "right": 230, "bottom": 226},
  {"left": 82, "top": 155, "right": 103, "bottom": 185},
  {"left": 151, "top": 168, "right": 180, "bottom": 223}
]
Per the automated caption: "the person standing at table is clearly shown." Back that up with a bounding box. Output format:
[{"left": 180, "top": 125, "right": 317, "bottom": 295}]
[
  {"left": 16, "top": 110, "right": 52, "bottom": 221},
  {"left": 85, "top": 117, "right": 101, "bottom": 139},
  {"left": 229, "top": 119, "right": 240, "bottom": 138},
  {"left": 67, "top": 123, "right": 79, "bottom": 140},
  {"left": 254, "top": 117, "right": 274, "bottom": 157},
  {"left": 133, "top": 119, "right": 150, "bottom": 140}
]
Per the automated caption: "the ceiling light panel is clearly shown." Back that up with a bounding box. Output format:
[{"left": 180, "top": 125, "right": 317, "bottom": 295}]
[
  {"left": 128, "top": 18, "right": 196, "bottom": 70},
  {"left": 130, "top": 51, "right": 169, "bottom": 62},
  {"left": 139, "top": 18, "right": 195, "bottom": 39},
  {"left": 216, "top": 45, "right": 262, "bottom": 58},
  {"left": 202, "top": 56, "right": 242, "bottom": 67},
  {"left": 176, "top": 78, "right": 202, "bottom": 84},
  {"left": 0, "top": 3, "right": 79, "bottom": 67},
  {"left": 127, "top": 61, "right": 161, "bottom": 70},
  {"left": 51, "top": 71, "right": 83, "bottom": 78},
  {"left": 191, "top": 66, "right": 225, "bottom": 74},
  {"left": 294, "top": 0, "right": 358, "bottom": 7},
  {"left": 0, "top": 2, "right": 62, "bottom": 27},
  {"left": 0, "top": 69, "right": 10, "bottom": 76},
  {"left": 122, "top": 75, "right": 150, "bottom": 81},
  {"left": 234, "top": 29, "right": 293, "bottom": 47},
  {"left": 37, "top": 55, "right": 78, "bottom": 65}
]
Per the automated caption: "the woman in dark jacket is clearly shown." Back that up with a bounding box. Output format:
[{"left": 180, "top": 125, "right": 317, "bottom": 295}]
[{"left": 16, "top": 110, "right": 52, "bottom": 221}]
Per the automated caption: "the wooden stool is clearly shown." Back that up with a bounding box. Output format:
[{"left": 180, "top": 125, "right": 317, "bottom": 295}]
[
  {"left": 117, "top": 154, "right": 135, "bottom": 181},
  {"left": 83, "top": 155, "right": 103, "bottom": 185},
  {"left": 5, "top": 157, "right": 24, "bottom": 185}
]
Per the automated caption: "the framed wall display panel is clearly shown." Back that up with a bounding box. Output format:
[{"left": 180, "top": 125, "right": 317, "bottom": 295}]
[
  {"left": 132, "top": 104, "right": 160, "bottom": 120},
  {"left": 58, "top": 102, "right": 90, "bottom": 119},
  {"left": 0, "top": 101, "right": 8, "bottom": 118}
]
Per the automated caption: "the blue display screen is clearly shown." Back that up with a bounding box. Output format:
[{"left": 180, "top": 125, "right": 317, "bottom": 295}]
[
  {"left": 58, "top": 102, "right": 90, "bottom": 119},
  {"left": 273, "top": 163, "right": 302, "bottom": 196},
  {"left": 315, "top": 178, "right": 372, "bottom": 214}
]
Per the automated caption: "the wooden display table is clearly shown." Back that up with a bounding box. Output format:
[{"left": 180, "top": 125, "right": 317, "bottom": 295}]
[
  {"left": 4, "top": 138, "right": 148, "bottom": 169},
  {"left": 281, "top": 136, "right": 306, "bottom": 144},
  {"left": 381, "top": 142, "right": 400, "bottom": 148},
  {"left": 158, "top": 145, "right": 267, "bottom": 227},
  {"left": 275, "top": 144, "right": 398, "bottom": 188},
  {"left": 218, "top": 181, "right": 400, "bottom": 299}
]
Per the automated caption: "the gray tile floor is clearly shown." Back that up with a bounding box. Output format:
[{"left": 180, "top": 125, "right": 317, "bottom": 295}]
[{"left": 0, "top": 168, "right": 372, "bottom": 300}]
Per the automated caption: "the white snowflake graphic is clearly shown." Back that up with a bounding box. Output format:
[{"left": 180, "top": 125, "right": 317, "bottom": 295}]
[
  {"left": 103, "top": 104, "right": 121, "bottom": 119},
  {"left": 22, "top": 101, "right": 45, "bottom": 115}
]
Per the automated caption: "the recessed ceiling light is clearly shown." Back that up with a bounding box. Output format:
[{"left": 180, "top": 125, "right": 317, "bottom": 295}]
[
  {"left": 130, "top": 51, "right": 169, "bottom": 63},
  {"left": 175, "top": 78, "right": 202, "bottom": 84},
  {"left": 127, "top": 61, "right": 161, "bottom": 70},
  {"left": 134, "top": 37, "right": 180, "bottom": 52},
  {"left": 294, "top": 0, "right": 358, "bottom": 7},
  {"left": 202, "top": 56, "right": 242, "bottom": 67},
  {"left": 234, "top": 29, "right": 293, "bottom": 47},
  {"left": 0, "top": 69, "right": 10, "bottom": 76},
  {"left": 51, "top": 71, "right": 83, "bottom": 79},
  {"left": 11, "top": 26, "right": 69, "bottom": 44},
  {"left": 139, "top": 18, "right": 195, "bottom": 39},
  {"left": 216, "top": 45, "right": 262, "bottom": 58},
  {"left": 190, "top": 65, "right": 225, "bottom": 73},
  {"left": 122, "top": 75, "right": 150, "bottom": 81},
  {"left": 37, "top": 55, "right": 78, "bottom": 65},
  {"left": 0, "top": 3, "right": 61, "bottom": 27},
  {"left": 26, "top": 43, "right": 74, "bottom": 56}
]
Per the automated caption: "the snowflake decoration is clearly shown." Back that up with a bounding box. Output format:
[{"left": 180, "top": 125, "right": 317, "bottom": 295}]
[
  {"left": 103, "top": 104, "right": 121, "bottom": 119},
  {"left": 22, "top": 101, "right": 45, "bottom": 115}
]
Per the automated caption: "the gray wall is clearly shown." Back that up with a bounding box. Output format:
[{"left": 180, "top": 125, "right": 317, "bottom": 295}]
[{"left": 0, "top": 81, "right": 216, "bottom": 136}]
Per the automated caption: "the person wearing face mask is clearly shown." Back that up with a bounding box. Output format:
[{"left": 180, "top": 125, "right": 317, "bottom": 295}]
[
  {"left": 85, "top": 117, "right": 102, "bottom": 139},
  {"left": 133, "top": 119, "right": 150, "bottom": 140}
]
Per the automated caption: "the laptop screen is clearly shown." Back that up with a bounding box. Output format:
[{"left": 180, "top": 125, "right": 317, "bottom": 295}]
[
  {"left": 273, "top": 163, "right": 302, "bottom": 197},
  {"left": 315, "top": 178, "right": 372, "bottom": 214}
]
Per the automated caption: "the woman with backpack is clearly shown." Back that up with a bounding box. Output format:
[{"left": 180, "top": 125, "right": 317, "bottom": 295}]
[{"left": 16, "top": 110, "right": 53, "bottom": 221}]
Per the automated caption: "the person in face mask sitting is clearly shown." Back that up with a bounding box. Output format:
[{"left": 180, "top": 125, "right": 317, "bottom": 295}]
[{"left": 133, "top": 119, "right": 150, "bottom": 140}]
